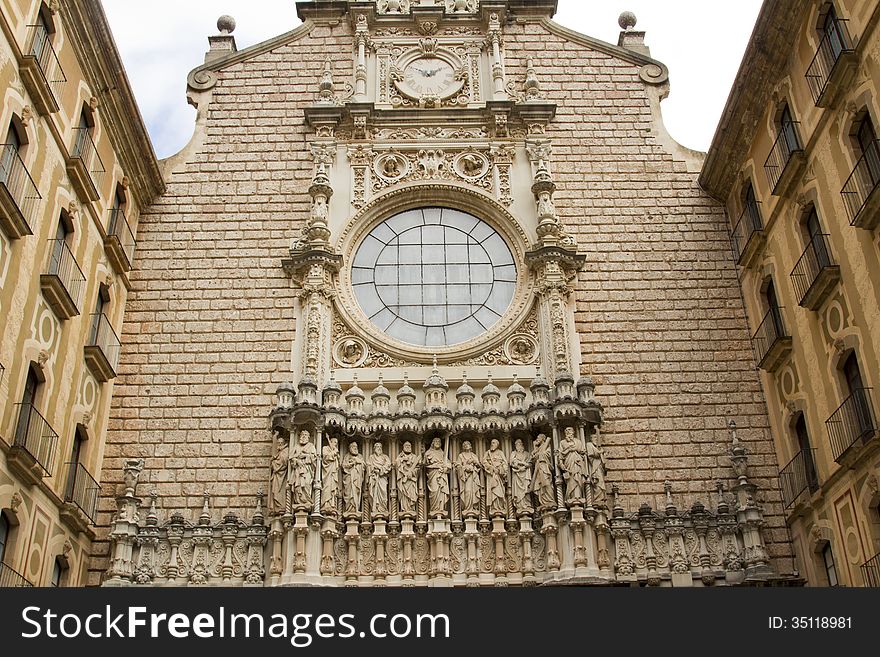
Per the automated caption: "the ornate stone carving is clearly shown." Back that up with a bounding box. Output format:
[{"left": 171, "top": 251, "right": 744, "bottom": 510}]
[
  {"left": 367, "top": 442, "right": 392, "bottom": 518},
  {"left": 290, "top": 430, "right": 318, "bottom": 510},
  {"left": 334, "top": 336, "right": 368, "bottom": 368},
  {"left": 321, "top": 437, "right": 340, "bottom": 516},
  {"left": 559, "top": 426, "right": 587, "bottom": 505},
  {"left": 424, "top": 436, "right": 451, "bottom": 518},
  {"left": 396, "top": 441, "right": 420, "bottom": 518},
  {"left": 504, "top": 334, "right": 539, "bottom": 365},
  {"left": 456, "top": 440, "right": 481, "bottom": 518},
  {"left": 510, "top": 439, "right": 533, "bottom": 515},
  {"left": 268, "top": 428, "right": 289, "bottom": 515},
  {"left": 341, "top": 442, "right": 366, "bottom": 518},
  {"left": 482, "top": 438, "right": 508, "bottom": 517}
]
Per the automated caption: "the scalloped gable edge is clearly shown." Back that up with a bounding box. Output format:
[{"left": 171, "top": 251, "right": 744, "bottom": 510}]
[
  {"left": 187, "top": 21, "right": 317, "bottom": 92},
  {"left": 540, "top": 19, "right": 669, "bottom": 83}
]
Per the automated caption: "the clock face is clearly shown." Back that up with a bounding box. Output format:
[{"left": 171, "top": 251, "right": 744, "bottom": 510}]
[{"left": 400, "top": 57, "right": 457, "bottom": 98}]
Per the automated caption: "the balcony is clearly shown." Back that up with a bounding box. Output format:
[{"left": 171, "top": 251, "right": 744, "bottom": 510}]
[
  {"left": 19, "top": 25, "right": 66, "bottom": 115},
  {"left": 105, "top": 208, "right": 136, "bottom": 273},
  {"left": 0, "top": 143, "right": 40, "bottom": 240},
  {"left": 779, "top": 448, "right": 819, "bottom": 509},
  {"left": 60, "top": 461, "right": 100, "bottom": 534},
  {"left": 790, "top": 234, "right": 840, "bottom": 310},
  {"left": 863, "top": 552, "right": 880, "bottom": 587},
  {"left": 84, "top": 313, "right": 121, "bottom": 382},
  {"left": 731, "top": 201, "right": 765, "bottom": 267},
  {"left": 40, "top": 239, "right": 85, "bottom": 320},
  {"left": 764, "top": 123, "right": 806, "bottom": 197},
  {"left": 841, "top": 139, "right": 880, "bottom": 229},
  {"left": 0, "top": 563, "right": 34, "bottom": 588},
  {"left": 827, "top": 388, "right": 877, "bottom": 462},
  {"left": 66, "top": 127, "right": 105, "bottom": 203},
  {"left": 806, "top": 19, "right": 857, "bottom": 108},
  {"left": 752, "top": 307, "right": 792, "bottom": 372},
  {"left": 9, "top": 402, "right": 58, "bottom": 486}
]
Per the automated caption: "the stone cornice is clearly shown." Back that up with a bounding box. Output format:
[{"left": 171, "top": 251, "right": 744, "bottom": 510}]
[
  {"left": 187, "top": 22, "right": 317, "bottom": 92},
  {"left": 698, "top": 0, "right": 804, "bottom": 201},
  {"left": 540, "top": 18, "right": 670, "bottom": 83},
  {"left": 61, "top": 0, "right": 165, "bottom": 208}
]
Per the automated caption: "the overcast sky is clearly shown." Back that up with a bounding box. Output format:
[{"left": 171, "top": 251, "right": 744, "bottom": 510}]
[{"left": 101, "top": 0, "right": 763, "bottom": 160}]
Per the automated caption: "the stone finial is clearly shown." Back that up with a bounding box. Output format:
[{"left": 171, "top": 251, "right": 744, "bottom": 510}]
[
  {"left": 147, "top": 491, "right": 159, "bottom": 526},
  {"left": 217, "top": 15, "right": 236, "bottom": 34},
  {"left": 199, "top": 491, "right": 212, "bottom": 525},
  {"left": 318, "top": 60, "right": 337, "bottom": 105},
  {"left": 252, "top": 492, "right": 265, "bottom": 526},
  {"left": 618, "top": 11, "right": 637, "bottom": 31}
]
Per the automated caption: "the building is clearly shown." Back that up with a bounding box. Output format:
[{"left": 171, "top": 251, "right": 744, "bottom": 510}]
[
  {"left": 0, "top": 0, "right": 162, "bottom": 586},
  {"left": 701, "top": 0, "right": 880, "bottom": 587},
  {"left": 84, "top": 0, "right": 804, "bottom": 588}
]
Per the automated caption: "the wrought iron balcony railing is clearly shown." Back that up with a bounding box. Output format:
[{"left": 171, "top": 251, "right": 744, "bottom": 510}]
[
  {"left": 107, "top": 207, "right": 136, "bottom": 271},
  {"left": 827, "top": 388, "right": 877, "bottom": 462},
  {"left": 731, "top": 201, "right": 764, "bottom": 265},
  {"left": 0, "top": 143, "right": 41, "bottom": 237},
  {"left": 64, "top": 461, "right": 100, "bottom": 525},
  {"left": 779, "top": 448, "right": 819, "bottom": 509},
  {"left": 24, "top": 24, "right": 66, "bottom": 101},
  {"left": 85, "top": 313, "right": 121, "bottom": 381},
  {"left": 806, "top": 18, "right": 854, "bottom": 105},
  {"left": 752, "top": 307, "right": 791, "bottom": 369},
  {"left": 42, "top": 238, "right": 86, "bottom": 318},
  {"left": 765, "top": 122, "right": 804, "bottom": 194},
  {"left": 70, "top": 127, "right": 105, "bottom": 191},
  {"left": 863, "top": 552, "right": 880, "bottom": 587},
  {"left": 0, "top": 562, "right": 34, "bottom": 587},
  {"left": 790, "top": 233, "right": 838, "bottom": 308},
  {"left": 841, "top": 139, "right": 880, "bottom": 226},
  {"left": 13, "top": 402, "right": 59, "bottom": 476}
]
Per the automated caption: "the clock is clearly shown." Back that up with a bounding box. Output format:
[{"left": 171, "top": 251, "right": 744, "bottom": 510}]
[{"left": 396, "top": 57, "right": 463, "bottom": 101}]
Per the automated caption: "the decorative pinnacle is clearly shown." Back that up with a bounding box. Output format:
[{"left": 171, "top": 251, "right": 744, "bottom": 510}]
[
  {"left": 200, "top": 491, "right": 211, "bottom": 525},
  {"left": 217, "top": 15, "right": 236, "bottom": 34},
  {"left": 664, "top": 481, "right": 674, "bottom": 509},
  {"left": 618, "top": 11, "right": 637, "bottom": 31},
  {"left": 432, "top": 354, "right": 439, "bottom": 372}
]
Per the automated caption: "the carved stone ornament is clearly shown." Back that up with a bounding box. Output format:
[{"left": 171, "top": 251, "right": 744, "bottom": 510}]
[
  {"left": 504, "top": 334, "right": 539, "bottom": 365},
  {"left": 453, "top": 151, "right": 489, "bottom": 180},
  {"left": 10, "top": 491, "right": 23, "bottom": 511},
  {"left": 333, "top": 336, "right": 368, "bottom": 368},
  {"left": 373, "top": 152, "right": 409, "bottom": 182}
]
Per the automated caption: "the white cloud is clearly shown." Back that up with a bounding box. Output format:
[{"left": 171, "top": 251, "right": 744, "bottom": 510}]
[{"left": 101, "top": 0, "right": 762, "bottom": 159}]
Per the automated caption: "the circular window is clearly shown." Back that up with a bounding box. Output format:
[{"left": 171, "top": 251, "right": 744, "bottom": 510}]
[{"left": 351, "top": 207, "right": 517, "bottom": 347}]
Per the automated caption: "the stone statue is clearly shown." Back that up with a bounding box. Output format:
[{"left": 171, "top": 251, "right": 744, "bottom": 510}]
[
  {"left": 531, "top": 433, "right": 556, "bottom": 510},
  {"left": 510, "top": 438, "right": 533, "bottom": 515},
  {"left": 367, "top": 442, "right": 392, "bottom": 517},
  {"left": 342, "top": 442, "right": 366, "bottom": 516},
  {"left": 586, "top": 437, "right": 607, "bottom": 507},
  {"left": 559, "top": 426, "right": 587, "bottom": 505},
  {"left": 289, "top": 430, "right": 318, "bottom": 509},
  {"left": 396, "top": 441, "right": 419, "bottom": 517},
  {"left": 482, "top": 438, "right": 508, "bottom": 517},
  {"left": 320, "top": 437, "right": 340, "bottom": 515},
  {"left": 268, "top": 429, "right": 289, "bottom": 514},
  {"left": 424, "top": 436, "right": 451, "bottom": 517},
  {"left": 456, "top": 440, "right": 481, "bottom": 518}
]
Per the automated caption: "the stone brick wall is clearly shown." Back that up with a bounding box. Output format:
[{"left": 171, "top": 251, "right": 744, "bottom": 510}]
[{"left": 88, "top": 17, "right": 794, "bottom": 583}]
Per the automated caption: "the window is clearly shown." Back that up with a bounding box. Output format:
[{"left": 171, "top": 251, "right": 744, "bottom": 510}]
[
  {"left": 351, "top": 208, "right": 516, "bottom": 347},
  {"left": 779, "top": 105, "right": 801, "bottom": 157},
  {"left": 0, "top": 124, "right": 22, "bottom": 186},
  {"left": 15, "top": 366, "right": 41, "bottom": 442},
  {"left": 73, "top": 109, "right": 93, "bottom": 160},
  {"left": 843, "top": 352, "right": 874, "bottom": 438},
  {"left": 823, "top": 544, "right": 839, "bottom": 586},
  {"left": 822, "top": 6, "right": 845, "bottom": 61},
  {"left": 50, "top": 557, "right": 65, "bottom": 587},
  {"left": 31, "top": 7, "right": 53, "bottom": 65},
  {"left": 66, "top": 427, "right": 86, "bottom": 500},
  {"left": 856, "top": 116, "right": 880, "bottom": 186},
  {"left": 795, "top": 415, "right": 819, "bottom": 491},
  {"left": 89, "top": 284, "right": 109, "bottom": 345},
  {"left": 49, "top": 215, "right": 73, "bottom": 277},
  {"left": 764, "top": 280, "right": 785, "bottom": 337},
  {"left": 0, "top": 512, "right": 9, "bottom": 563},
  {"left": 743, "top": 183, "right": 761, "bottom": 230}
]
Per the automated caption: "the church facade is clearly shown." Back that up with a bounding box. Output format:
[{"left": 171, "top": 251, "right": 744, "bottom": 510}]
[{"left": 91, "top": 0, "right": 799, "bottom": 587}]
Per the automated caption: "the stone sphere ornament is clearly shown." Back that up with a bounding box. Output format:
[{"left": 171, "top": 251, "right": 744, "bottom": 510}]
[
  {"left": 217, "top": 15, "right": 236, "bottom": 34},
  {"left": 618, "top": 11, "right": 637, "bottom": 31}
]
